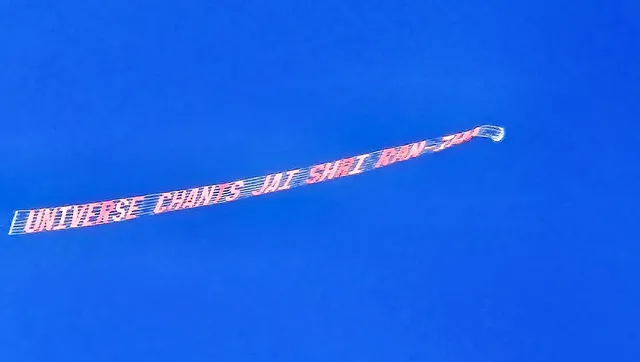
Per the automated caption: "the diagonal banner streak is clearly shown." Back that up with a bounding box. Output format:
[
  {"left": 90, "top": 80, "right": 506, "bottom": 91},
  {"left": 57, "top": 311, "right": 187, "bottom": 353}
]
[{"left": 8, "top": 125, "right": 505, "bottom": 235}]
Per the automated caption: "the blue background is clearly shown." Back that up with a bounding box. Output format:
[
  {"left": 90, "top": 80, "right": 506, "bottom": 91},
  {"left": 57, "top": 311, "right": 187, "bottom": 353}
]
[{"left": 1, "top": 0, "right": 638, "bottom": 361}]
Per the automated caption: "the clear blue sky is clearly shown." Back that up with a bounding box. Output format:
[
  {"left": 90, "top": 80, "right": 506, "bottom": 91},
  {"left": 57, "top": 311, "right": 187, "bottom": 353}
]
[{"left": 1, "top": 0, "right": 638, "bottom": 361}]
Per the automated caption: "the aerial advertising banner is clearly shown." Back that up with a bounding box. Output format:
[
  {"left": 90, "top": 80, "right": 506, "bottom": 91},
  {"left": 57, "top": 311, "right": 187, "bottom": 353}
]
[{"left": 8, "top": 125, "right": 505, "bottom": 235}]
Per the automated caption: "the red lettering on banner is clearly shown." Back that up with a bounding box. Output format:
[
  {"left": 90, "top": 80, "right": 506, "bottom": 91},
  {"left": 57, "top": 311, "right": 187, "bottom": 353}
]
[
  {"left": 336, "top": 158, "right": 354, "bottom": 177},
  {"left": 54, "top": 206, "right": 71, "bottom": 230},
  {"left": 409, "top": 141, "right": 426, "bottom": 157},
  {"left": 182, "top": 188, "right": 199, "bottom": 209},
  {"left": 197, "top": 186, "right": 216, "bottom": 206},
  {"left": 126, "top": 196, "right": 144, "bottom": 219},
  {"left": 280, "top": 170, "right": 299, "bottom": 190},
  {"left": 254, "top": 169, "right": 300, "bottom": 195},
  {"left": 463, "top": 130, "right": 473, "bottom": 142},
  {"left": 71, "top": 205, "right": 88, "bottom": 227},
  {"left": 375, "top": 148, "right": 396, "bottom": 168},
  {"left": 396, "top": 145, "right": 410, "bottom": 161},
  {"left": 113, "top": 200, "right": 128, "bottom": 221},
  {"left": 169, "top": 190, "right": 187, "bottom": 211},
  {"left": 437, "top": 135, "right": 455, "bottom": 151},
  {"left": 451, "top": 132, "right": 465, "bottom": 145},
  {"left": 448, "top": 132, "right": 465, "bottom": 146},
  {"left": 154, "top": 193, "right": 172, "bottom": 214},
  {"left": 437, "top": 129, "right": 479, "bottom": 150},
  {"left": 253, "top": 174, "right": 276, "bottom": 194},
  {"left": 462, "top": 130, "right": 475, "bottom": 144},
  {"left": 320, "top": 161, "right": 340, "bottom": 181},
  {"left": 349, "top": 154, "right": 369, "bottom": 175},
  {"left": 306, "top": 165, "right": 324, "bottom": 184},
  {"left": 97, "top": 201, "right": 115, "bottom": 224},
  {"left": 376, "top": 141, "right": 426, "bottom": 167},
  {"left": 265, "top": 173, "right": 283, "bottom": 193},
  {"left": 153, "top": 184, "right": 238, "bottom": 213},
  {"left": 82, "top": 203, "right": 101, "bottom": 226},
  {"left": 38, "top": 208, "right": 56, "bottom": 232},
  {"left": 307, "top": 156, "right": 370, "bottom": 184},
  {"left": 254, "top": 175, "right": 276, "bottom": 195},
  {"left": 226, "top": 181, "right": 243, "bottom": 201},
  {"left": 9, "top": 128, "right": 491, "bottom": 235},
  {"left": 23, "top": 210, "right": 42, "bottom": 233},
  {"left": 214, "top": 183, "right": 230, "bottom": 203},
  {"left": 253, "top": 176, "right": 271, "bottom": 196},
  {"left": 25, "top": 206, "right": 72, "bottom": 232}
]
